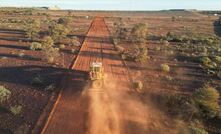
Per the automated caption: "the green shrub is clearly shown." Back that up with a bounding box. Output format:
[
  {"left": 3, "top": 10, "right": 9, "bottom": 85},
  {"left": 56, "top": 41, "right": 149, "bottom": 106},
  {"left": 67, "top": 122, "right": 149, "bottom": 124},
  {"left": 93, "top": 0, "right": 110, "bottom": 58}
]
[
  {"left": 135, "top": 46, "right": 149, "bottom": 63},
  {"left": 193, "top": 85, "right": 220, "bottom": 118},
  {"left": 71, "top": 49, "right": 76, "bottom": 54},
  {"left": 0, "top": 86, "right": 11, "bottom": 103},
  {"left": 70, "top": 38, "right": 80, "bottom": 47},
  {"left": 199, "top": 57, "right": 211, "bottom": 65},
  {"left": 202, "top": 46, "right": 208, "bottom": 54},
  {"left": 10, "top": 105, "right": 22, "bottom": 115},
  {"left": 116, "top": 45, "right": 125, "bottom": 54},
  {"left": 188, "top": 126, "right": 208, "bottom": 134},
  {"left": 131, "top": 23, "right": 147, "bottom": 43},
  {"left": 166, "top": 95, "right": 198, "bottom": 120},
  {"left": 49, "top": 23, "right": 69, "bottom": 41},
  {"left": 161, "top": 63, "right": 170, "bottom": 72},
  {"left": 31, "top": 75, "right": 44, "bottom": 86},
  {"left": 42, "top": 36, "right": 54, "bottom": 48},
  {"left": 45, "top": 84, "right": 56, "bottom": 92},
  {"left": 214, "top": 56, "right": 221, "bottom": 63},
  {"left": 198, "top": 57, "right": 217, "bottom": 69},
  {"left": 134, "top": 81, "right": 143, "bottom": 92},
  {"left": 121, "top": 53, "right": 135, "bottom": 61},
  {"left": 162, "top": 40, "right": 170, "bottom": 46},
  {"left": 18, "top": 52, "right": 25, "bottom": 57},
  {"left": 58, "top": 17, "right": 72, "bottom": 25},
  {"left": 30, "top": 42, "right": 42, "bottom": 50},
  {"left": 113, "top": 38, "right": 119, "bottom": 45},
  {"left": 43, "top": 47, "right": 60, "bottom": 63},
  {"left": 26, "top": 19, "right": 41, "bottom": 39},
  {"left": 155, "top": 46, "right": 161, "bottom": 51},
  {"left": 59, "top": 44, "right": 65, "bottom": 49}
]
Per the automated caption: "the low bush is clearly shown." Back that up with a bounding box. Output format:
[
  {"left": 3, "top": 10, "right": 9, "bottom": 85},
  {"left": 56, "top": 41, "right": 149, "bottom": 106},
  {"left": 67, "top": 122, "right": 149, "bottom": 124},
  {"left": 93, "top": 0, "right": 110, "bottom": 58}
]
[
  {"left": 188, "top": 126, "right": 208, "bottom": 134},
  {"left": 30, "top": 42, "right": 42, "bottom": 50},
  {"left": 0, "top": 86, "right": 11, "bottom": 103},
  {"left": 198, "top": 57, "right": 211, "bottom": 65},
  {"left": 59, "top": 44, "right": 65, "bottom": 49},
  {"left": 115, "top": 45, "right": 125, "bottom": 54},
  {"left": 45, "top": 84, "right": 56, "bottom": 92},
  {"left": 30, "top": 75, "right": 44, "bottom": 86},
  {"left": 155, "top": 46, "right": 161, "bottom": 51},
  {"left": 58, "top": 17, "right": 72, "bottom": 25},
  {"left": 42, "top": 36, "right": 54, "bottom": 48},
  {"left": 166, "top": 95, "right": 198, "bottom": 120},
  {"left": 161, "top": 63, "right": 170, "bottom": 72},
  {"left": 10, "top": 105, "right": 22, "bottom": 115},
  {"left": 71, "top": 49, "right": 76, "bottom": 54},
  {"left": 135, "top": 46, "right": 149, "bottom": 63},
  {"left": 70, "top": 38, "right": 81, "bottom": 47},
  {"left": 214, "top": 56, "right": 221, "bottom": 63},
  {"left": 193, "top": 85, "right": 220, "bottom": 118},
  {"left": 113, "top": 38, "right": 119, "bottom": 46},
  {"left": 43, "top": 47, "right": 60, "bottom": 63},
  {"left": 134, "top": 81, "right": 143, "bottom": 92},
  {"left": 18, "top": 52, "right": 25, "bottom": 57},
  {"left": 122, "top": 53, "right": 135, "bottom": 61},
  {"left": 162, "top": 40, "right": 170, "bottom": 46},
  {"left": 131, "top": 23, "right": 147, "bottom": 43},
  {"left": 198, "top": 56, "right": 217, "bottom": 69}
]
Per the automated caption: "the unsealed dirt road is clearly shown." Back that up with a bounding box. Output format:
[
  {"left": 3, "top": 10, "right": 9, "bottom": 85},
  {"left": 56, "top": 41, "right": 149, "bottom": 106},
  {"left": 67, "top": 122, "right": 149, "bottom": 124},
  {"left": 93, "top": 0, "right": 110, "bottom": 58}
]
[{"left": 41, "top": 17, "right": 147, "bottom": 134}]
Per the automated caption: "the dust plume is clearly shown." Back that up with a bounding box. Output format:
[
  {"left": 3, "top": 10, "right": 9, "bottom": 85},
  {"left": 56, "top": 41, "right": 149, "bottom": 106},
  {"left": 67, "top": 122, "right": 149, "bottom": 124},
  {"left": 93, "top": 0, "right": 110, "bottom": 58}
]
[
  {"left": 84, "top": 76, "right": 148, "bottom": 134},
  {"left": 84, "top": 75, "right": 184, "bottom": 134}
]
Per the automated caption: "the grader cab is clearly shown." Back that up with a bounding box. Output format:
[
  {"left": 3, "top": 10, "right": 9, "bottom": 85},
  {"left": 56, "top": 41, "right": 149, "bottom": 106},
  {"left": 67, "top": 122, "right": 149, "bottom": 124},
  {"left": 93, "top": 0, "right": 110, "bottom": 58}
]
[{"left": 89, "top": 62, "right": 104, "bottom": 88}]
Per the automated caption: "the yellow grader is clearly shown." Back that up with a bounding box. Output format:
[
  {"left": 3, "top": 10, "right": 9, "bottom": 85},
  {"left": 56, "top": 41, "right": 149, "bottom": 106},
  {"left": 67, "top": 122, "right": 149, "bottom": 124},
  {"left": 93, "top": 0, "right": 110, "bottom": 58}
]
[{"left": 89, "top": 62, "right": 104, "bottom": 88}]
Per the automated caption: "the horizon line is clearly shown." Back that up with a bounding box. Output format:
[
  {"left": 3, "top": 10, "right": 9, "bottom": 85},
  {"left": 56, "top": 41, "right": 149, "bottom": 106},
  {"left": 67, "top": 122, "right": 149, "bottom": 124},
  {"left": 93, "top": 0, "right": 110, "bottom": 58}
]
[{"left": 1, "top": 6, "right": 221, "bottom": 11}]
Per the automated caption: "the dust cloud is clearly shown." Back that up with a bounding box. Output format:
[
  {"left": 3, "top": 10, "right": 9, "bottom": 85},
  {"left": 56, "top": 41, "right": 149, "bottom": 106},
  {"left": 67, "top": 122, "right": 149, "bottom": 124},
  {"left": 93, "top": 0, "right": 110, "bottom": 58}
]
[
  {"left": 83, "top": 76, "right": 184, "bottom": 134},
  {"left": 83, "top": 76, "right": 147, "bottom": 134}
]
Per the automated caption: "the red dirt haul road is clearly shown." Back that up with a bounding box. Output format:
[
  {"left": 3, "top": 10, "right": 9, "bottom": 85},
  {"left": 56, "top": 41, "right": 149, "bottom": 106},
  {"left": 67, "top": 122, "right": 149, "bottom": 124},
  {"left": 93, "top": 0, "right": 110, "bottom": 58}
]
[{"left": 41, "top": 17, "right": 140, "bottom": 134}]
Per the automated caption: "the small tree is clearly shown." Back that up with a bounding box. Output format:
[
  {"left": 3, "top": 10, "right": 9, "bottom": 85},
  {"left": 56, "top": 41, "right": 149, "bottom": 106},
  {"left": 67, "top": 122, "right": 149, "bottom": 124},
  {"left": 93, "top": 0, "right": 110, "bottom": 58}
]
[
  {"left": 193, "top": 85, "right": 220, "bottom": 118},
  {"left": 134, "top": 81, "right": 143, "bottom": 92},
  {"left": 41, "top": 36, "right": 60, "bottom": 63},
  {"left": 131, "top": 23, "right": 147, "bottom": 43},
  {"left": 10, "top": 105, "right": 22, "bottom": 115},
  {"left": 42, "top": 36, "right": 54, "bottom": 48},
  {"left": 43, "top": 47, "right": 60, "bottom": 63},
  {"left": 30, "top": 42, "right": 42, "bottom": 50},
  {"left": 58, "top": 17, "right": 72, "bottom": 26},
  {"left": 114, "top": 21, "right": 129, "bottom": 40},
  {"left": 70, "top": 37, "right": 80, "bottom": 47},
  {"left": 161, "top": 63, "right": 170, "bottom": 72},
  {"left": 26, "top": 19, "right": 41, "bottom": 40},
  {"left": 49, "top": 23, "right": 69, "bottom": 42},
  {"left": 135, "top": 45, "right": 148, "bottom": 62}
]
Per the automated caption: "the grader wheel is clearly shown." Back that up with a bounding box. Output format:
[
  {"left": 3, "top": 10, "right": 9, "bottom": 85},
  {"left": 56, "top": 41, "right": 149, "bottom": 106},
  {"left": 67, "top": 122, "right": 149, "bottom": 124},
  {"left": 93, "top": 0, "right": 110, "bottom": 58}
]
[{"left": 92, "top": 80, "right": 103, "bottom": 89}]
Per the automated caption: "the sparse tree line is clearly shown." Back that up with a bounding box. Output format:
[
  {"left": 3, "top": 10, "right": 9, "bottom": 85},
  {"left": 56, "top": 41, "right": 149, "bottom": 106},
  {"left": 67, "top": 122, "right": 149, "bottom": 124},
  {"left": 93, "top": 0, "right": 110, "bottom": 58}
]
[
  {"left": 145, "top": 29, "right": 221, "bottom": 133},
  {"left": 0, "top": 8, "right": 34, "bottom": 15},
  {"left": 26, "top": 16, "right": 80, "bottom": 64},
  {"left": 0, "top": 14, "right": 80, "bottom": 64},
  {"left": 113, "top": 19, "right": 149, "bottom": 63},
  {"left": 161, "top": 31, "right": 221, "bottom": 79}
]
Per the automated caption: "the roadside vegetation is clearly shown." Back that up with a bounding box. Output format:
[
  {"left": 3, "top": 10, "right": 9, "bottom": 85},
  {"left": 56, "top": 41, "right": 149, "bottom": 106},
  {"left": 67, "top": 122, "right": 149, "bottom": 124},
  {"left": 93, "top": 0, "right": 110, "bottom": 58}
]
[
  {"left": 0, "top": 8, "right": 90, "bottom": 133},
  {"left": 165, "top": 84, "right": 221, "bottom": 133},
  {"left": 113, "top": 20, "right": 149, "bottom": 63},
  {"left": 108, "top": 13, "right": 221, "bottom": 133}
]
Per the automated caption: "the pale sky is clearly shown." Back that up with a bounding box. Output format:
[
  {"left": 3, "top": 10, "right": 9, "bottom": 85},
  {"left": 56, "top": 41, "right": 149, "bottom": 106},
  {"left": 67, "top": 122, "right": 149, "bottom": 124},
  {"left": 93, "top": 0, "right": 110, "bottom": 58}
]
[{"left": 0, "top": 0, "right": 221, "bottom": 11}]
